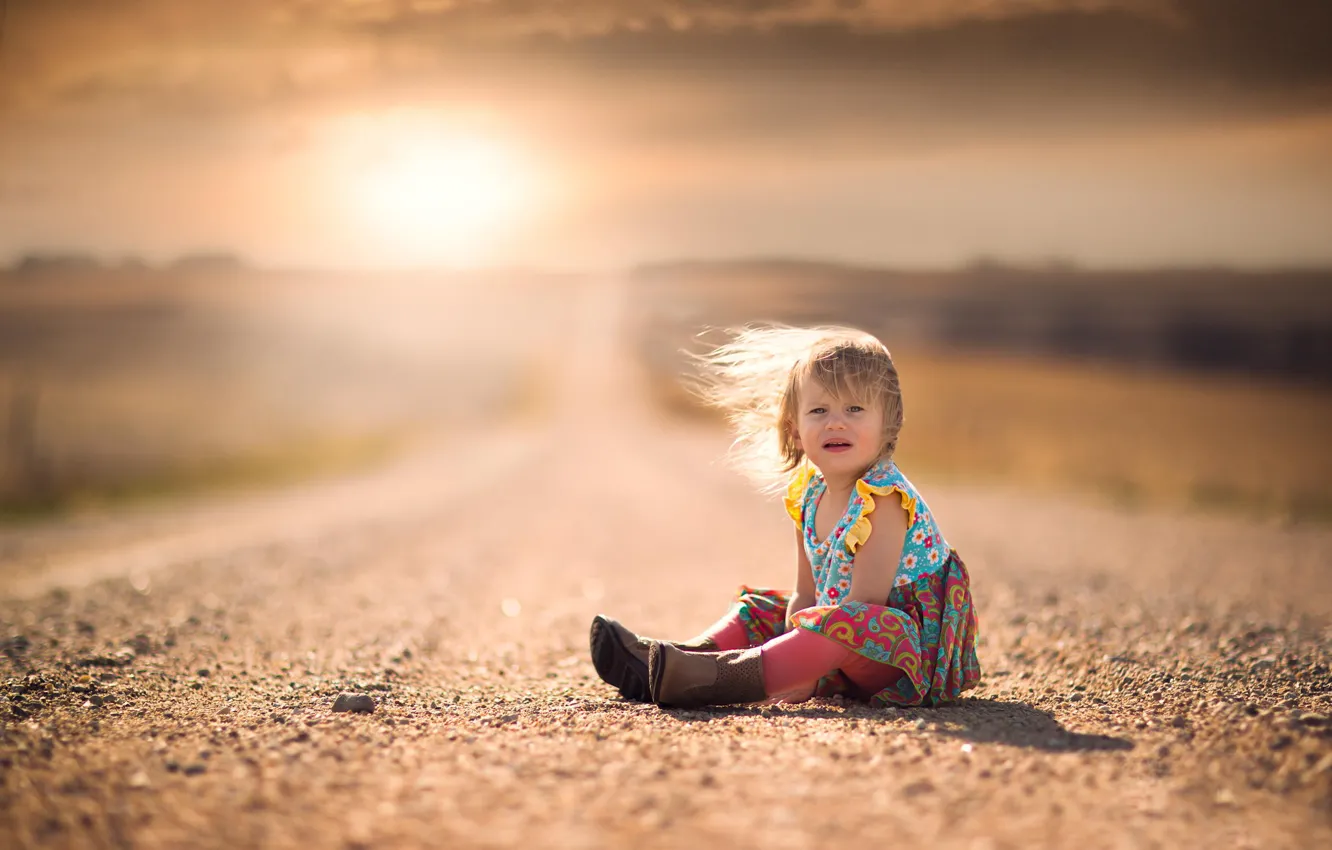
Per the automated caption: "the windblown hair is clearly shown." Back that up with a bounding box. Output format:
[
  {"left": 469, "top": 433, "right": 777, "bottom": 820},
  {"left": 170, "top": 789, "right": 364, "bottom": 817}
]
[{"left": 688, "top": 324, "right": 904, "bottom": 493}]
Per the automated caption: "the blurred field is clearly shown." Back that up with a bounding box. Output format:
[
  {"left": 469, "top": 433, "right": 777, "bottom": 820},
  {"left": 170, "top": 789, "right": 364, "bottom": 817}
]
[
  {"left": 630, "top": 262, "right": 1332, "bottom": 522},
  {"left": 0, "top": 266, "right": 570, "bottom": 516},
  {"left": 5, "top": 261, "right": 1331, "bottom": 524}
]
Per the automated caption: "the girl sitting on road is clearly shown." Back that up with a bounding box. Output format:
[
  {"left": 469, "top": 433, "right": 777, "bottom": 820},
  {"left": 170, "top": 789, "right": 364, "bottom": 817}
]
[{"left": 590, "top": 325, "right": 982, "bottom": 708}]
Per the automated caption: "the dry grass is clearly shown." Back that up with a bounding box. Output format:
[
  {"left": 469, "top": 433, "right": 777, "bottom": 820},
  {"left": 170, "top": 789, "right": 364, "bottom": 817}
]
[
  {"left": 895, "top": 348, "right": 1332, "bottom": 519},
  {"left": 628, "top": 262, "right": 1332, "bottom": 522},
  {"left": 643, "top": 347, "right": 1332, "bottom": 522}
]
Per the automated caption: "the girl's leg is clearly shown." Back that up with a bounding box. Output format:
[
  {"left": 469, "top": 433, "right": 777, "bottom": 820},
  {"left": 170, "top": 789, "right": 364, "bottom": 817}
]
[
  {"left": 760, "top": 628, "right": 905, "bottom": 699},
  {"left": 647, "top": 627, "right": 850, "bottom": 708},
  {"left": 678, "top": 612, "right": 750, "bottom": 651},
  {"left": 838, "top": 652, "right": 906, "bottom": 697},
  {"left": 589, "top": 612, "right": 748, "bottom": 702},
  {"left": 688, "top": 586, "right": 791, "bottom": 649},
  {"left": 759, "top": 628, "right": 860, "bottom": 697},
  {"left": 647, "top": 623, "right": 906, "bottom": 708},
  {"left": 591, "top": 588, "right": 791, "bottom": 702}
]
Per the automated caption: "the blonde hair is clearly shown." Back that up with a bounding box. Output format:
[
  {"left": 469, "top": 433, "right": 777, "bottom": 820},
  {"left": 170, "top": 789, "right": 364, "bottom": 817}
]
[{"left": 688, "top": 324, "right": 904, "bottom": 493}]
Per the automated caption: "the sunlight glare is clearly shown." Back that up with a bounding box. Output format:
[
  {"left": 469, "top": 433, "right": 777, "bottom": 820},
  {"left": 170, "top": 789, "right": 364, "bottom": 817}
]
[{"left": 349, "top": 125, "right": 533, "bottom": 267}]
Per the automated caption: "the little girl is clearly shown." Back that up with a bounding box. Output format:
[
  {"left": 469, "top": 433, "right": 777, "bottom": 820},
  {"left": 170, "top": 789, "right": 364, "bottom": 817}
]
[{"left": 590, "top": 325, "right": 981, "bottom": 708}]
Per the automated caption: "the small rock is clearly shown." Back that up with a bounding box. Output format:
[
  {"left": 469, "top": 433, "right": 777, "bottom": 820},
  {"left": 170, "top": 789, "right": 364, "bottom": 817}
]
[
  {"left": 331, "top": 693, "right": 376, "bottom": 714},
  {"left": 128, "top": 771, "right": 150, "bottom": 789},
  {"left": 1214, "top": 788, "right": 1235, "bottom": 807},
  {"left": 1306, "top": 752, "right": 1332, "bottom": 778},
  {"left": 912, "top": 718, "right": 927, "bottom": 730},
  {"left": 1068, "top": 693, "right": 1084, "bottom": 703},
  {"left": 1169, "top": 716, "right": 1188, "bottom": 728},
  {"left": 183, "top": 763, "right": 207, "bottom": 776},
  {"left": 1297, "top": 712, "right": 1328, "bottom": 727},
  {"left": 2, "top": 635, "right": 30, "bottom": 657}
]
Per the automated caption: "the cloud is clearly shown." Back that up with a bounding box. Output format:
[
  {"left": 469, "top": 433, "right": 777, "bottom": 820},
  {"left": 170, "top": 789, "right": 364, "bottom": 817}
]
[
  {"left": 2, "top": 0, "right": 1330, "bottom": 154},
  {"left": 328, "top": 1, "right": 1178, "bottom": 37},
  {"left": 1, "top": 2, "right": 1323, "bottom": 98}
]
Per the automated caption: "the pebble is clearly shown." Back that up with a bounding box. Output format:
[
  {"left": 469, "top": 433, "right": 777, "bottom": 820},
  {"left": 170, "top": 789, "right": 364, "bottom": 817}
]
[
  {"left": 1307, "top": 753, "right": 1332, "bottom": 778},
  {"left": 2, "top": 635, "right": 31, "bottom": 657},
  {"left": 332, "top": 693, "right": 376, "bottom": 714}
]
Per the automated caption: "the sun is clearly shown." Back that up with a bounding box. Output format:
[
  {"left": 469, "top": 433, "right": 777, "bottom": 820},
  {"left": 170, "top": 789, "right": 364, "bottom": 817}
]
[{"left": 353, "top": 132, "right": 531, "bottom": 266}]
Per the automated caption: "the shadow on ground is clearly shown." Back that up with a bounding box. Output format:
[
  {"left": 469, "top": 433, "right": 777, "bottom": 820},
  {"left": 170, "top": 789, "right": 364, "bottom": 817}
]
[
  {"left": 926, "top": 698, "right": 1135, "bottom": 752},
  {"left": 661, "top": 697, "right": 1135, "bottom": 753}
]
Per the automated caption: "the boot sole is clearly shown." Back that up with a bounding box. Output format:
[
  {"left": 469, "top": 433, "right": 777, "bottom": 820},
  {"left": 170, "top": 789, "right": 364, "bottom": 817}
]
[
  {"left": 589, "top": 615, "right": 650, "bottom": 702},
  {"left": 647, "top": 641, "right": 666, "bottom": 706}
]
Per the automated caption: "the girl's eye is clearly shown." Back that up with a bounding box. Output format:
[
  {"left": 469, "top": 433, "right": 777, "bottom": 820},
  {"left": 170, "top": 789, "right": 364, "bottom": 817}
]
[
  {"left": 847, "top": 405, "right": 864, "bottom": 413},
  {"left": 809, "top": 407, "right": 826, "bottom": 415}
]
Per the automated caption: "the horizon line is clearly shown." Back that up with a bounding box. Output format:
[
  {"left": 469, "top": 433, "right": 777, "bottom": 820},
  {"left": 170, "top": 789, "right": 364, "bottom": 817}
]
[{"left": 4, "top": 251, "right": 1332, "bottom": 278}]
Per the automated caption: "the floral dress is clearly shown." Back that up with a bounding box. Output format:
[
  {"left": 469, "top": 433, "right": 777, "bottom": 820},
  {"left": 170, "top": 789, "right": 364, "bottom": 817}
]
[{"left": 729, "top": 457, "right": 982, "bottom": 707}]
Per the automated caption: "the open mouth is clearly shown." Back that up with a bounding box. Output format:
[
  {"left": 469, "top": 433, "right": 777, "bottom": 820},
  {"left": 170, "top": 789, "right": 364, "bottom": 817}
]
[{"left": 823, "top": 440, "right": 852, "bottom": 452}]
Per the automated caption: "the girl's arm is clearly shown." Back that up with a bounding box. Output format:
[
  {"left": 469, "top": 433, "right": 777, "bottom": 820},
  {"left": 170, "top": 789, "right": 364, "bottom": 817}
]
[
  {"left": 847, "top": 495, "right": 909, "bottom": 606},
  {"left": 785, "top": 525, "right": 817, "bottom": 629},
  {"left": 769, "top": 528, "right": 820, "bottom": 704}
]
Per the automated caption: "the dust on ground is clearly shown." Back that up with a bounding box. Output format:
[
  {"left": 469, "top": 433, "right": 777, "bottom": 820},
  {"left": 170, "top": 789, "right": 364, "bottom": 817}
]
[{"left": 2, "top": 279, "right": 1330, "bottom": 849}]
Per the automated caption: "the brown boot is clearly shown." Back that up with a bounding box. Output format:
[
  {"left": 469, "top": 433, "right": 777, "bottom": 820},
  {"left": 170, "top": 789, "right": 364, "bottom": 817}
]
[
  {"left": 589, "top": 615, "right": 719, "bottom": 702},
  {"left": 647, "top": 643, "right": 767, "bottom": 708}
]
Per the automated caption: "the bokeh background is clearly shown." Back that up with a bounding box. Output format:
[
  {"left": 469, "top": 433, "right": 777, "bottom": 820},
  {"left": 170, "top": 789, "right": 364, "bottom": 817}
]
[{"left": 2, "top": 0, "right": 1330, "bottom": 519}]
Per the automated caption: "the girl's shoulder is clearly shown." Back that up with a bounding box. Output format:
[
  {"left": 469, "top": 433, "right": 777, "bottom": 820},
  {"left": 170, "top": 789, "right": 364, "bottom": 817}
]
[
  {"left": 845, "top": 458, "right": 918, "bottom": 554},
  {"left": 857, "top": 458, "right": 918, "bottom": 515},
  {"left": 865, "top": 461, "right": 949, "bottom": 548}
]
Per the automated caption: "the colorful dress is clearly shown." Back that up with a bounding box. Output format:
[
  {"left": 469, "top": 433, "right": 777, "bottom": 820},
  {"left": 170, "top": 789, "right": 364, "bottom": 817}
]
[{"left": 729, "top": 456, "right": 982, "bottom": 707}]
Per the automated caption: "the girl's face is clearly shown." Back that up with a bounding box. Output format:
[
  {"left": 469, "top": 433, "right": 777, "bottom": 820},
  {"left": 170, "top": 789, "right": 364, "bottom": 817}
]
[{"left": 790, "top": 375, "right": 885, "bottom": 480}]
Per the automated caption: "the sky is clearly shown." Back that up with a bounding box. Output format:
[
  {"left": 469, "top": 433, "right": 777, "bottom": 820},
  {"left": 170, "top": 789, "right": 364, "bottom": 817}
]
[{"left": 2, "top": 0, "right": 1331, "bottom": 270}]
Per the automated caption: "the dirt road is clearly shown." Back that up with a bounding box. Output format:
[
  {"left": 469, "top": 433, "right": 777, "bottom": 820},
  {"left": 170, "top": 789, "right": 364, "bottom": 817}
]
[{"left": 2, "top": 279, "right": 1330, "bottom": 849}]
